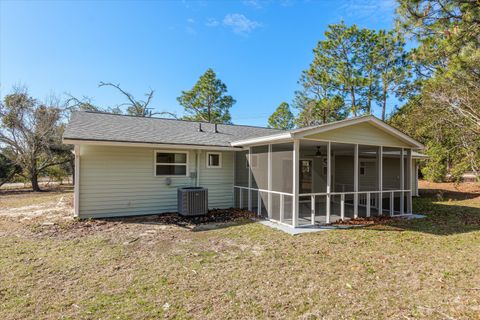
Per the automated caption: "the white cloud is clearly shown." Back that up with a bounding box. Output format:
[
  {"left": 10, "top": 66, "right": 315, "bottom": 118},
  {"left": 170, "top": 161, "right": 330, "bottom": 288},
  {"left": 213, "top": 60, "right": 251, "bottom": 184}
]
[
  {"left": 279, "top": 0, "right": 295, "bottom": 7},
  {"left": 187, "top": 18, "right": 195, "bottom": 24},
  {"left": 242, "top": 0, "right": 263, "bottom": 9},
  {"left": 223, "top": 13, "right": 261, "bottom": 35},
  {"left": 205, "top": 18, "right": 219, "bottom": 27}
]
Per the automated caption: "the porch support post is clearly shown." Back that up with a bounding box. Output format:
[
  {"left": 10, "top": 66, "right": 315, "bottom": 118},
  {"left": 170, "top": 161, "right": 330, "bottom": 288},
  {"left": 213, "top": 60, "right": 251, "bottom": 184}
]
[
  {"left": 292, "top": 139, "right": 300, "bottom": 227},
  {"left": 74, "top": 145, "right": 80, "bottom": 218},
  {"left": 406, "top": 149, "right": 412, "bottom": 214},
  {"left": 267, "top": 144, "right": 272, "bottom": 218},
  {"left": 232, "top": 151, "right": 236, "bottom": 207},
  {"left": 354, "top": 144, "right": 359, "bottom": 219},
  {"left": 400, "top": 148, "right": 405, "bottom": 215},
  {"left": 239, "top": 189, "right": 243, "bottom": 209},
  {"left": 326, "top": 141, "right": 331, "bottom": 224},
  {"left": 248, "top": 147, "right": 252, "bottom": 211},
  {"left": 257, "top": 191, "right": 261, "bottom": 216},
  {"left": 378, "top": 146, "right": 383, "bottom": 215},
  {"left": 280, "top": 194, "right": 285, "bottom": 222},
  {"left": 311, "top": 195, "right": 315, "bottom": 225},
  {"left": 415, "top": 162, "right": 419, "bottom": 197},
  {"left": 390, "top": 191, "right": 394, "bottom": 216},
  {"left": 340, "top": 194, "right": 345, "bottom": 221}
]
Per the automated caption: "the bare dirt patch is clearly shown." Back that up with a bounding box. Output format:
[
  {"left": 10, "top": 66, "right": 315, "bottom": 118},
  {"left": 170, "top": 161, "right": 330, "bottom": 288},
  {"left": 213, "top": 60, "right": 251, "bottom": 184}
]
[
  {"left": 28, "top": 208, "right": 257, "bottom": 241},
  {"left": 0, "top": 185, "right": 74, "bottom": 222},
  {"left": 419, "top": 180, "right": 480, "bottom": 201},
  {"left": 332, "top": 215, "right": 399, "bottom": 225}
]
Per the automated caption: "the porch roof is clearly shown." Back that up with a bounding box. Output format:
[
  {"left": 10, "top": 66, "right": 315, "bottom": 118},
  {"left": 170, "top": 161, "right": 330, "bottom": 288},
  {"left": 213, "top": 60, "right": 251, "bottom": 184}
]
[{"left": 231, "top": 115, "right": 425, "bottom": 150}]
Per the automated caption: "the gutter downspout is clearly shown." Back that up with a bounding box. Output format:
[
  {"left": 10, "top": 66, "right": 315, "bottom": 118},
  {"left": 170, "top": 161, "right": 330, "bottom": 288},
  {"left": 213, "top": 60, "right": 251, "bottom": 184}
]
[
  {"left": 74, "top": 145, "right": 80, "bottom": 218},
  {"left": 196, "top": 150, "right": 201, "bottom": 187}
]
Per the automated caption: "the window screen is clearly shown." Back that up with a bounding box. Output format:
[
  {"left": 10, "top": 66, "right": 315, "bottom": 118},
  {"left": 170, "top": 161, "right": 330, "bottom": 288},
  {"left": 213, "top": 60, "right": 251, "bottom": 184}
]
[
  {"left": 207, "top": 152, "right": 221, "bottom": 168},
  {"left": 155, "top": 151, "right": 188, "bottom": 176}
]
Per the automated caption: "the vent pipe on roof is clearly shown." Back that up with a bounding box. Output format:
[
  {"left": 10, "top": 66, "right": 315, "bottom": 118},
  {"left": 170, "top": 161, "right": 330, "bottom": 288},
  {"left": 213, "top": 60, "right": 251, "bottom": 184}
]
[
  {"left": 214, "top": 123, "right": 218, "bottom": 133},
  {"left": 198, "top": 123, "right": 203, "bottom": 132}
]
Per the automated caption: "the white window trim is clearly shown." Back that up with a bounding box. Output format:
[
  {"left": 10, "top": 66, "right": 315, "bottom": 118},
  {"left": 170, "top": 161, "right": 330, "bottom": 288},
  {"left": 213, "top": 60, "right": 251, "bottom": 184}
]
[
  {"left": 359, "top": 158, "right": 375, "bottom": 177},
  {"left": 154, "top": 150, "right": 189, "bottom": 177},
  {"left": 206, "top": 152, "right": 222, "bottom": 169},
  {"left": 359, "top": 162, "right": 367, "bottom": 176}
]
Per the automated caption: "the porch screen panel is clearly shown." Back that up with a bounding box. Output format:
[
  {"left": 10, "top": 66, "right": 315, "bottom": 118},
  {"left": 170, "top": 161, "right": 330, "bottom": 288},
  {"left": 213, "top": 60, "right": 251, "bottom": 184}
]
[
  {"left": 332, "top": 143, "right": 355, "bottom": 193},
  {"left": 382, "top": 147, "right": 401, "bottom": 190},
  {"left": 404, "top": 149, "right": 411, "bottom": 213},
  {"left": 382, "top": 147, "right": 402, "bottom": 214},
  {"left": 271, "top": 143, "right": 293, "bottom": 193},
  {"left": 358, "top": 145, "right": 378, "bottom": 192},
  {"left": 234, "top": 150, "right": 249, "bottom": 208},
  {"left": 271, "top": 143, "right": 293, "bottom": 222},
  {"left": 251, "top": 146, "right": 269, "bottom": 216}
]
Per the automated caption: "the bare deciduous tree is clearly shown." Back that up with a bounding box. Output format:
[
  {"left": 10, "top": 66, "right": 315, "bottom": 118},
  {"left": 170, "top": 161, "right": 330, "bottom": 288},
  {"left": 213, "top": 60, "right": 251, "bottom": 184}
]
[
  {"left": 99, "top": 82, "right": 177, "bottom": 118},
  {"left": 0, "top": 87, "right": 72, "bottom": 191}
]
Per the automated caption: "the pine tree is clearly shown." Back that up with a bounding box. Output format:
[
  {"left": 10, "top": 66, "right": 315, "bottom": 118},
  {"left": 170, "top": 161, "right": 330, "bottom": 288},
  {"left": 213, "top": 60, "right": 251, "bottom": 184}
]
[
  {"left": 178, "top": 68, "right": 236, "bottom": 124},
  {"left": 268, "top": 102, "right": 295, "bottom": 129}
]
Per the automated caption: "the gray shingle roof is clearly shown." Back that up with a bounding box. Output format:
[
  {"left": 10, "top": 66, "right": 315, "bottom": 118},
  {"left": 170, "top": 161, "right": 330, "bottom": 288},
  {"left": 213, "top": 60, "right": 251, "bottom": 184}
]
[{"left": 63, "top": 111, "right": 282, "bottom": 148}]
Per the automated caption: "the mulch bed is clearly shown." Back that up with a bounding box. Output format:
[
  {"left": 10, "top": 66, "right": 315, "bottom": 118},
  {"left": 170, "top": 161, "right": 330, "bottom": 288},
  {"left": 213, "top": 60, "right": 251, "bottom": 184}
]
[
  {"left": 147, "top": 208, "right": 258, "bottom": 226},
  {"left": 332, "top": 216, "right": 399, "bottom": 226},
  {"left": 29, "top": 208, "right": 257, "bottom": 239}
]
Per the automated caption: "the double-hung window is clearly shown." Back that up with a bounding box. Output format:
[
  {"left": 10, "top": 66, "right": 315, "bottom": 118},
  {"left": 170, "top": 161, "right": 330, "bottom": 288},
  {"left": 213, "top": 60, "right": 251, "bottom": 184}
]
[
  {"left": 155, "top": 151, "right": 188, "bottom": 176},
  {"left": 206, "top": 152, "right": 222, "bottom": 168}
]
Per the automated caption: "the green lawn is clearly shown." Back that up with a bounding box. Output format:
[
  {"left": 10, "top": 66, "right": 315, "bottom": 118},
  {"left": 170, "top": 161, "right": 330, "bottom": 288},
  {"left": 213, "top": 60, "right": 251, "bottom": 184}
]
[{"left": 0, "top": 188, "right": 479, "bottom": 319}]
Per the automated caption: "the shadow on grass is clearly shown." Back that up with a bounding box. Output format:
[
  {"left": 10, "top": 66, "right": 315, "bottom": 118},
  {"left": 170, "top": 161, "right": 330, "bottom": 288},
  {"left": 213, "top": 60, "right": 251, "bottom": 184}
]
[
  {"left": 364, "top": 192, "right": 480, "bottom": 236},
  {"left": 0, "top": 185, "right": 73, "bottom": 196},
  {"left": 419, "top": 188, "right": 479, "bottom": 201}
]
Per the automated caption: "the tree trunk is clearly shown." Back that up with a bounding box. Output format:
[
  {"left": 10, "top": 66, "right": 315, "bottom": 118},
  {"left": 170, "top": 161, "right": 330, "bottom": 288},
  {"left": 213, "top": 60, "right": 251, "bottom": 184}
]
[
  {"left": 351, "top": 88, "right": 357, "bottom": 117},
  {"left": 30, "top": 165, "right": 42, "bottom": 192},
  {"left": 367, "top": 85, "right": 373, "bottom": 114},
  {"left": 382, "top": 86, "right": 387, "bottom": 121},
  {"left": 31, "top": 173, "right": 41, "bottom": 192}
]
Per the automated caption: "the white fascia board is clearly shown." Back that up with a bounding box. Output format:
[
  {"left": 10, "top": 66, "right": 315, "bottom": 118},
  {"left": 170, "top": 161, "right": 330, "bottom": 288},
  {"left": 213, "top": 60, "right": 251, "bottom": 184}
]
[
  {"left": 63, "top": 139, "right": 240, "bottom": 151},
  {"left": 412, "top": 153, "right": 429, "bottom": 159},
  {"left": 230, "top": 132, "right": 292, "bottom": 147}
]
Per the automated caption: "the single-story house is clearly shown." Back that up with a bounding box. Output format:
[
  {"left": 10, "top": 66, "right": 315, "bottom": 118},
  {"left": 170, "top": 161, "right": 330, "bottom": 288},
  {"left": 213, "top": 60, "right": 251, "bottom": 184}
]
[{"left": 63, "top": 111, "right": 426, "bottom": 228}]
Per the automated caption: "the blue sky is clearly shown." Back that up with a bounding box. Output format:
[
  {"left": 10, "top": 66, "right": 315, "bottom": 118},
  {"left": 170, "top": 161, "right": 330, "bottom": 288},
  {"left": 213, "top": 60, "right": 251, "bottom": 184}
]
[{"left": 1, "top": 0, "right": 400, "bottom": 126}]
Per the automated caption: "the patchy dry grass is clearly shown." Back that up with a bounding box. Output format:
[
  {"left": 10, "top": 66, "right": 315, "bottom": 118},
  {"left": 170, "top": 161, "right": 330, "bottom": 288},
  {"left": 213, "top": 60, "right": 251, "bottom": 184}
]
[
  {"left": 0, "top": 186, "right": 73, "bottom": 220},
  {"left": 0, "top": 183, "right": 479, "bottom": 319}
]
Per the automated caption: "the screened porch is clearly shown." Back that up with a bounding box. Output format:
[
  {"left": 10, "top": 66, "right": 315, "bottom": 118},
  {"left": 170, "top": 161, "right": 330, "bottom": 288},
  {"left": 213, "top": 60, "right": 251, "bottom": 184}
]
[{"left": 233, "top": 140, "right": 414, "bottom": 228}]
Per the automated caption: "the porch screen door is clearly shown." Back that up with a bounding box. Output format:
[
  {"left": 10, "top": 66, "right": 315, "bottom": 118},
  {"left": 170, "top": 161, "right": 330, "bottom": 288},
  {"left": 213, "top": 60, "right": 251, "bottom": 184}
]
[{"left": 299, "top": 160, "right": 312, "bottom": 200}]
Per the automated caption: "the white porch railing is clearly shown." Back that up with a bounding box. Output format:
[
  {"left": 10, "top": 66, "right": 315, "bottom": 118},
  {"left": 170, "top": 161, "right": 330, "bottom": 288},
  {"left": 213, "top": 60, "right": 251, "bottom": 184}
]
[
  {"left": 233, "top": 186, "right": 294, "bottom": 226},
  {"left": 234, "top": 186, "right": 412, "bottom": 227},
  {"left": 299, "top": 189, "right": 412, "bottom": 225}
]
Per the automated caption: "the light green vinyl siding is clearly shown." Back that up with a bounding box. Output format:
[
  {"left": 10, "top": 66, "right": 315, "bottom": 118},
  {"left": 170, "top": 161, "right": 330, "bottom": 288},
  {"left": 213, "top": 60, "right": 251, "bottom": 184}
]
[
  {"left": 333, "top": 156, "right": 407, "bottom": 192},
  {"left": 304, "top": 122, "right": 411, "bottom": 148},
  {"left": 198, "top": 150, "right": 234, "bottom": 209},
  {"left": 78, "top": 145, "right": 234, "bottom": 218}
]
